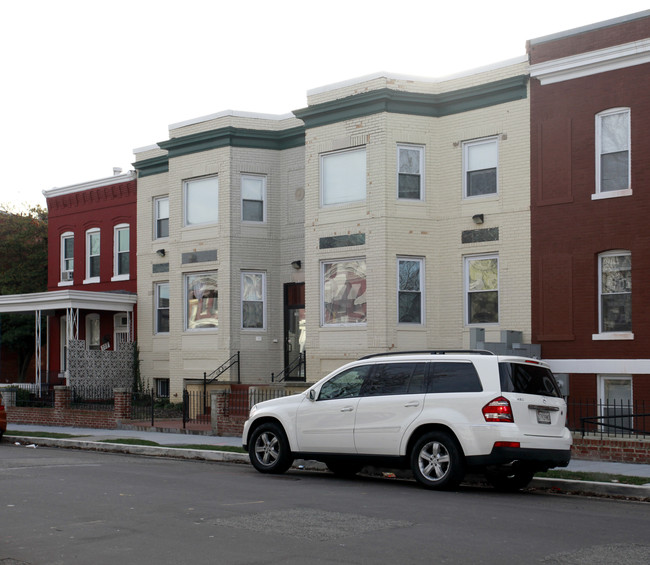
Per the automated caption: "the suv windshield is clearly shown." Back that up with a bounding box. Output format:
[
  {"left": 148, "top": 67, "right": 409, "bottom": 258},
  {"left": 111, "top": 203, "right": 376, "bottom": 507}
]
[{"left": 499, "top": 362, "right": 561, "bottom": 398}]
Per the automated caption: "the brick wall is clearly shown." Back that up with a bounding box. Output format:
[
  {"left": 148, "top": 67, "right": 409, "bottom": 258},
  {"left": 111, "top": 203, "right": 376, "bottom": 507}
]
[{"left": 572, "top": 434, "right": 650, "bottom": 465}]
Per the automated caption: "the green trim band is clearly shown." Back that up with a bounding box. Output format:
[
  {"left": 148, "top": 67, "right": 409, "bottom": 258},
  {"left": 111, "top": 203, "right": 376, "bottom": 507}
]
[
  {"left": 133, "top": 155, "right": 169, "bottom": 178},
  {"left": 293, "top": 75, "right": 529, "bottom": 128}
]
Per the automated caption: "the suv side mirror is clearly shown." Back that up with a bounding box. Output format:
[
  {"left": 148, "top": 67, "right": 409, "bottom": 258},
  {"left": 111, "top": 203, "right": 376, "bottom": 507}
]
[{"left": 308, "top": 389, "right": 316, "bottom": 401}]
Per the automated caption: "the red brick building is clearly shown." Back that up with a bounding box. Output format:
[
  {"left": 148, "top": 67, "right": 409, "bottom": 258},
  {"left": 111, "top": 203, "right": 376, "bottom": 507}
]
[{"left": 529, "top": 12, "right": 650, "bottom": 417}]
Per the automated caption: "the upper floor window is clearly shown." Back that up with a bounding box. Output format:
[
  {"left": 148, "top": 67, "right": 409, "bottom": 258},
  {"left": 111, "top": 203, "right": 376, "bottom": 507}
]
[
  {"left": 60, "top": 232, "right": 74, "bottom": 284},
  {"left": 463, "top": 137, "right": 498, "bottom": 198},
  {"left": 154, "top": 196, "right": 169, "bottom": 239},
  {"left": 598, "top": 251, "right": 632, "bottom": 335},
  {"left": 186, "top": 272, "right": 218, "bottom": 330},
  {"left": 155, "top": 282, "right": 170, "bottom": 334},
  {"left": 242, "top": 272, "right": 266, "bottom": 329},
  {"left": 321, "top": 147, "right": 366, "bottom": 207},
  {"left": 397, "top": 145, "right": 424, "bottom": 200},
  {"left": 595, "top": 108, "right": 631, "bottom": 197},
  {"left": 184, "top": 176, "right": 218, "bottom": 227},
  {"left": 85, "top": 228, "right": 100, "bottom": 283},
  {"left": 241, "top": 175, "right": 266, "bottom": 223},
  {"left": 113, "top": 224, "right": 130, "bottom": 279},
  {"left": 465, "top": 254, "right": 499, "bottom": 325},
  {"left": 398, "top": 258, "right": 423, "bottom": 324},
  {"left": 322, "top": 258, "right": 367, "bottom": 325}
]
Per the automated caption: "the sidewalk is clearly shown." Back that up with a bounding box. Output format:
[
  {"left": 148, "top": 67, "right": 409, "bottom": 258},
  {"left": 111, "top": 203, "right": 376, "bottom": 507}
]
[{"left": 4, "top": 423, "right": 650, "bottom": 497}]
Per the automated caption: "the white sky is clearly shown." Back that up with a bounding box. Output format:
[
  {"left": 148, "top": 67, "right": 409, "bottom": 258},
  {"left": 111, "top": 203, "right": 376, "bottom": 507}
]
[{"left": 1, "top": 0, "right": 648, "bottom": 210}]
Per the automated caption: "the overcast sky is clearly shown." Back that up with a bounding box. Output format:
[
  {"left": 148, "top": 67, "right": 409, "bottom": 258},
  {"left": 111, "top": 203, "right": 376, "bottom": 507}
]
[{"left": 1, "top": 1, "right": 648, "bottom": 211}]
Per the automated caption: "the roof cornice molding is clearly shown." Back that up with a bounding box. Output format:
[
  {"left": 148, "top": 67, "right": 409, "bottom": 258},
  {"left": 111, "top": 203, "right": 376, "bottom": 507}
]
[
  {"left": 293, "top": 75, "right": 528, "bottom": 128},
  {"left": 43, "top": 172, "right": 136, "bottom": 199},
  {"left": 0, "top": 289, "right": 137, "bottom": 313},
  {"left": 133, "top": 155, "right": 170, "bottom": 178},
  {"left": 530, "top": 38, "right": 650, "bottom": 85}
]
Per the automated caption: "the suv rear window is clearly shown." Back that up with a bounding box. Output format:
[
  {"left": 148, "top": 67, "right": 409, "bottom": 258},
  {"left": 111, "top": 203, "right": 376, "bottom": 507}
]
[{"left": 499, "top": 362, "right": 561, "bottom": 398}]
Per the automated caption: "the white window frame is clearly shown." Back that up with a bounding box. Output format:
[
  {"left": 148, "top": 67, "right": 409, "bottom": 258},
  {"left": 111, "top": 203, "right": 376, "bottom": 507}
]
[
  {"left": 112, "top": 224, "right": 130, "bottom": 281},
  {"left": 241, "top": 174, "right": 267, "bottom": 223},
  {"left": 321, "top": 258, "right": 367, "bottom": 326},
  {"left": 241, "top": 272, "right": 266, "bottom": 330},
  {"left": 597, "top": 375, "right": 633, "bottom": 433},
  {"left": 154, "top": 282, "right": 170, "bottom": 335},
  {"left": 85, "top": 313, "right": 100, "bottom": 350},
  {"left": 84, "top": 228, "right": 100, "bottom": 284},
  {"left": 154, "top": 196, "right": 169, "bottom": 239},
  {"left": 593, "top": 250, "right": 633, "bottom": 340},
  {"left": 59, "top": 231, "right": 74, "bottom": 286},
  {"left": 397, "top": 257, "right": 424, "bottom": 325},
  {"left": 462, "top": 136, "right": 498, "bottom": 199},
  {"left": 320, "top": 147, "right": 366, "bottom": 207},
  {"left": 465, "top": 254, "right": 499, "bottom": 326},
  {"left": 184, "top": 175, "right": 219, "bottom": 227},
  {"left": 185, "top": 271, "right": 218, "bottom": 331},
  {"left": 593, "top": 107, "right": 631, "bottom": 200},
  {"left": 396, "top": 144, "right": 425, "bottom": 201}
]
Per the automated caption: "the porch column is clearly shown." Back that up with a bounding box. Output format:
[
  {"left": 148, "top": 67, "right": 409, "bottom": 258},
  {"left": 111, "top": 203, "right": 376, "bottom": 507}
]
[{"left": 34, "top": 309, "right": 42, "bottom": 390}]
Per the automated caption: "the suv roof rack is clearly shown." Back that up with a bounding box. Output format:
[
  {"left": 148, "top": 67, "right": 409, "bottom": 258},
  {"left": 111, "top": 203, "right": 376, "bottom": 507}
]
[{"left": 358, "top": 349, "right": 495, "bottom": 360}]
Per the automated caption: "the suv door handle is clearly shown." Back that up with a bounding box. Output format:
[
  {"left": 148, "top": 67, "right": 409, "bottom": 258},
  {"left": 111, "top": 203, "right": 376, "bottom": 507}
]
[
  {"left": 404, "top": 401, "right": 420, "bottom": 407},
  {"left": 340, "top": 406, "right": 354, "bottom": 412}
]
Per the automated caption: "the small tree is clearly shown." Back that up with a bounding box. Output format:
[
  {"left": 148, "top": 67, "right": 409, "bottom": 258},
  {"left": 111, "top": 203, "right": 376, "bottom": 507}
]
[{"left": 0, "top": 205, "right": 48, "bottom": 381}]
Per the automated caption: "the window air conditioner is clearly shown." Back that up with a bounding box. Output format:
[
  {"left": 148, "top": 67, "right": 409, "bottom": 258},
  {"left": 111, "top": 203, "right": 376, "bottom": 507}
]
[{"left": 61, "top": 271, "right": 73, "bottom": 281}]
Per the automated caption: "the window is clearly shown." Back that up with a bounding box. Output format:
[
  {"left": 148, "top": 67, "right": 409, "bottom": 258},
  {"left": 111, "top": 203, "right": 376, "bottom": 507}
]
[
  {"left": 86, "top": 314, "right": 100, "bottom": 350},
  {"left": 598, "top": 375, "right": 633, "bottom": 433},
  {"left": 186, "top": 272, "right": 218, "bottom": 330},
  {"left": 155, "top": 378, "right": 170, "bottom": 398},
  {"left": 598, "top": 251, "right": 631, "bottom": 334},
  {"left": 499, "top": 363, "right": 560, "bottom": 398},
  {"left": 241, "top": 175, "right": 266, "bottom": 222},
  {"left": 154, "top": 196, "right": 169, "bottom": 238},
  {"left": 596, "top": 108, "right": 630, "bottom": 195},
  {"left": 397, "top": 145, "right": 424, "bottom": 200},
  {"left": 113, "top": 313, "right": 130, "bottom": 350},
  {"left": 322, "top": 259, "right": 367, "bottom": 325},
  {"left": 321, "top": 147, "right": 366, "bottom": 206},
  {"left": 465, "top": 255, "right": 498, "bottom": 324},
  {"left": 398, "top": 258, "right": 423, "bottom": 324},
  {"left": 85, "top": 228, "right": 100, "bottom": 282},
  {"left": 155, "top": 282, "right": 170, "bottom": 334},
  {"left": 361, "top": 363, "right": 427, "bottom": 396},
  {"left": 242, "top": 272, "right": 265, "bottom": 329},
  {"left": 463, "top": 137, "right": 498, "bottom": 197},
  {"left": 60, "top": 232, "right": 74, "bottom": 283},
  {"left": 113, "top": 224, "right": 130, "bottom": 278},
  {"left": 429, "top": 362, "right": 483, "bottom": 393},
  {"left": 318, "top": 365, "right": 370, "bottom": 400},
  {"left": 184, "top": 176, "right": 218, "bottom": 226}
]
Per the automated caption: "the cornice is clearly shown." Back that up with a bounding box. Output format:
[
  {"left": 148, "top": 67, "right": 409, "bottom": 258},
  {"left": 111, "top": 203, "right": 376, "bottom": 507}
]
[
  {"left": 133, "top": 155, "right": 170, "bottom": 179},
  {"left": 43, "top": 172, "right": 136, "bottom": 199},
  {"left": 293, "top": 75, "right": 528, "bottom": 128},
  {"left": 530, "top": 38, "right": 650, "bottom": 85}
]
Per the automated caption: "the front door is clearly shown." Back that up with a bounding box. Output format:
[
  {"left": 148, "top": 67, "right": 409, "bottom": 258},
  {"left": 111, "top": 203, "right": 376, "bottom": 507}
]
[{"left": 284, "top": 283, "right": 305, "bottom": 379}]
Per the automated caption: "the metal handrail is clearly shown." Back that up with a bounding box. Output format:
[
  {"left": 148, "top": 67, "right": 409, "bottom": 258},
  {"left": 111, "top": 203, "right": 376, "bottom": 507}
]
[
  {"left": 271, "top": 351, "right": 306, "bottom": 382},
  {"left": 203, "top": 351, "right": 240, "bottom": 385}
]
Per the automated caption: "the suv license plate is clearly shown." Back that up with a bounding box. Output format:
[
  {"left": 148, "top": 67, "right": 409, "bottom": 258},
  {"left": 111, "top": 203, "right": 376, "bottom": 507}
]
[{"left": 537, "top": 410, "right": 551, "bottom": 424}]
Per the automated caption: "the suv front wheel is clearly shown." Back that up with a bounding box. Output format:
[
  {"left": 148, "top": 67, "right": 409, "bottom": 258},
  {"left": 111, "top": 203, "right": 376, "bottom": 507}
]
[
  {"left": 249, "top": 423, "right": 294, "bottom": 474},
  {"left": 411, "top": 431, "right": 465, "bottom": 490}
]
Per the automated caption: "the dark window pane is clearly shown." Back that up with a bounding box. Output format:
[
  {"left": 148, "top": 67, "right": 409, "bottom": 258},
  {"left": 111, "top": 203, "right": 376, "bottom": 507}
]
[
  {"left": 118, "top": 252, "right": 129, "bottom": 275},
  {"left": 90, "top": 256, "right": 100, "bottom": 278},
  {"left": 157, "top": 218, "right": 169, "bottom": 238},
  {"left": 467, "top": 168, "right": 496, "bottom": 197},
  {"left": 468, "top": 291, "right": 498, "bottom": 324},
  {"left": 242, "top": 301, "right": 264, "bottom": 328},
  {"left": 399, "top": 292, "right": 421, "bottom": 323},
  {"left": 243, "top": 199, "right": 263, "bottom": 222},
  {"left": 499, "top": 363, "right": 561, "bottom": 398},
  {"left": 398, "top": 174, "right": 421, "bottom": 199},
  {"left": 428, "top": 362, "right": 482, "bottom": 393},
  {"left": 602, "top": 293, "right": 632, "bottom": 332},
  {"left": 601, "top": 151, "right": 629, "bottom": 192},
  {"left": 362, "top": 363, "right": 416, "bottom": 396},
  {"left": 318, "top": 366, "right": 370, "bottom": 400},
  {"left": 157, "top": 310, "right": 169, "bottom": 333}
]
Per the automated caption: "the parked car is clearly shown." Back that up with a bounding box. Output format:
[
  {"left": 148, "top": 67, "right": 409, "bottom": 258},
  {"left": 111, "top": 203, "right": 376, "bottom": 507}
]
[
  {"left": 243, "top": 350, "right": 572, "bottom": 490},
  {"left": 0, "top": 391, "right": 7, "bottom": 441}
]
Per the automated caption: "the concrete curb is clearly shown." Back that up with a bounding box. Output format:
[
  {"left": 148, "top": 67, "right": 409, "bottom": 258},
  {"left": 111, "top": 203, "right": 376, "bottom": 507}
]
[{"left": 5, "top": 435, "right": 649, "bottom": 500}]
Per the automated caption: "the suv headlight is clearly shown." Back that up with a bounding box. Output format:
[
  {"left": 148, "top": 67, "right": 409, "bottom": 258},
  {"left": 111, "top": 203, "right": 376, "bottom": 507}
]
[{"left": 249, "top": 404, "right": 258, "bottom": 418}]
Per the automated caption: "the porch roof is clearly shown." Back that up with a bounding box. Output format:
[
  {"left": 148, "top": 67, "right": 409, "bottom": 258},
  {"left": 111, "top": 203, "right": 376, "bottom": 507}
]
[{"left": 0, "top": 289, "right": 137, "bottom": 313}]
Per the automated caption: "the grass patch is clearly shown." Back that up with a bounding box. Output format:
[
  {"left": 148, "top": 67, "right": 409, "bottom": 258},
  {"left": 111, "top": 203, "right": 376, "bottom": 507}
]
[
  {"left": 98, "top": 438, "right": 246, "bottom": 453},
  {"left": 537, "top": 469, "right": 650, "bottom": 486},
  {"left": 6, "top": 430, "right": 83, "bottom": 439}
]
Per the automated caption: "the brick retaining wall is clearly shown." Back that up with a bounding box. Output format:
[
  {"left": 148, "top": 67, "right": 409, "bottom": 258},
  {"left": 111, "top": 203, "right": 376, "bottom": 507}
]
[{"left": 572, "top": 434, "right": 650, "bottom": 465}]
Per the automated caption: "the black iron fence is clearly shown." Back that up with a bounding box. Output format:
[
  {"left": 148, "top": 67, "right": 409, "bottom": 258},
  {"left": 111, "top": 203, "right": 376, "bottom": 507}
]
[
  {"left": 71, "top": 385, "right": 115, "bottom": 411},
  {"left": 567, "top": 399, "right": 649, "bottom": 439}
]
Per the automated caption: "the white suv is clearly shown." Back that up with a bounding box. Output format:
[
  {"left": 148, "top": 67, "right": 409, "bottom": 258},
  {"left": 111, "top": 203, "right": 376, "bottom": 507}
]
[{"left": 242, "top": 351, "right": 572, "bottom": 490}]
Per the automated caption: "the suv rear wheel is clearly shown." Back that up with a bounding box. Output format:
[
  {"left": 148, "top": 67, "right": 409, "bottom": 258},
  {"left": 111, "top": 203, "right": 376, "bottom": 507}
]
[
  {"left": 249, "top": 423, "right": 294, "bottom": 474},
  {"left": 411, "top": 431, "right": 465, "bottom": 490}
]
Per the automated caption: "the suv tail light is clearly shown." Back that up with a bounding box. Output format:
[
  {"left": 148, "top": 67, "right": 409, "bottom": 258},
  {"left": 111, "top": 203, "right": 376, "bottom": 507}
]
[{"left": 483, "top": 396, "right": 514, "bottom": 423}]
